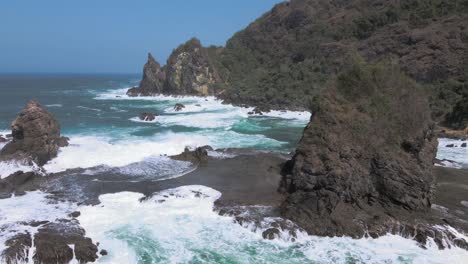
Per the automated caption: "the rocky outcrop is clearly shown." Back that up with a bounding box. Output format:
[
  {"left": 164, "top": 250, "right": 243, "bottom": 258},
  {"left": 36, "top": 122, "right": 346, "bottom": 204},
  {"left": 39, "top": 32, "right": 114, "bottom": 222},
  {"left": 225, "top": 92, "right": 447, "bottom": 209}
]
[
  {"left": 173, "top": 103, "right": 185, "bottom": 112},
  {"left": 128, "top": 38, "right": 222, "bottom": 97},
  {"left": 0, "top": 100, "right": 69, "bottom": 166},
  {"left": 280, "top": 61, "right": 440, "bottom": 240},
  {"left": 163, "top": 38, "right": 221, "bottom": 95},
  {"left": 139, "top": 112, "right": 157, "bottom": 121},
  {"left": 127, "top": 53, "right": 166, "bottom": 97},
  {"left": 0, "top": 171, "right": 43, "bottom": 198},
  {"left": 171, "top": 146, "right": 213, "bottom": 164}
]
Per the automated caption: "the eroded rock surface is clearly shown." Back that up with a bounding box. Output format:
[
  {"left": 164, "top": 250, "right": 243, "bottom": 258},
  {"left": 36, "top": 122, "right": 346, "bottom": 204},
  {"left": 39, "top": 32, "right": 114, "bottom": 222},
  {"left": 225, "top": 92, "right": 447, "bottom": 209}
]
[
  {"left": 280, "top": 61, "right": 444, "bottom": 242},
  {"left": 0, "top": 100, "right": 68, "bottom": 166}
]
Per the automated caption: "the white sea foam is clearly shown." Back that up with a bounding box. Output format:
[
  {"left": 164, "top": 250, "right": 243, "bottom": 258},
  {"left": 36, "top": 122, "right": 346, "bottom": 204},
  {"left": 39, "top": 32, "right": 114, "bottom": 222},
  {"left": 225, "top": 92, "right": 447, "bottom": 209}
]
[
  {"left": 44, "top": 134, "right": 211, "bottom": 173},
  {"left": 437, "top": 138, "right": 468, "bottom": 168},
  {"left": 0, "top": 191, "right": 75, "bottom": 258},
  {"left": 0, "top": 160, "right": 43, "bottom": 179},
  {"left": 45, "top": 104, "right": 63, "bottom": 108},
  {"left": 77, "top": 105, "right": 102, "bottom": 112},
  {"left": 76, "top": 186, "right": 468, "bottom": 264}
]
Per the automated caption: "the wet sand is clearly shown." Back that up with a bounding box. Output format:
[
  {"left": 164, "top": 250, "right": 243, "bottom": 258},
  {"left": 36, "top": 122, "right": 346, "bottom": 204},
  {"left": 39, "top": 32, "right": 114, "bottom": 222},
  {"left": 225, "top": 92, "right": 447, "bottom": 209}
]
[{"left": 47, "top": 152, "right": 288, "bottom": 207}]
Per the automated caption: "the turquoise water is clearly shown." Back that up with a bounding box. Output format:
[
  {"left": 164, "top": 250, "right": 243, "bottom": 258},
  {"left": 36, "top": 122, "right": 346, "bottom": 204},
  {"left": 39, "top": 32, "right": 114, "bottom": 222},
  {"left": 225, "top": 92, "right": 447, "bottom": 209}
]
[
  {"left": 0, "top": 74, "right": 308, "bottom": 174},
  {"left": 1, "top": 74, "right": 467, "bottom": 264}
]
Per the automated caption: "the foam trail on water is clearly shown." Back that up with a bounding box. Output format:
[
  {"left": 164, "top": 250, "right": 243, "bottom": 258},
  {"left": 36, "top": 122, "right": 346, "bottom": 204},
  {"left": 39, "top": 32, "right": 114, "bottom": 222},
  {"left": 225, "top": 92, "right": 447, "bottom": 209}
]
[
  {"left": 437, "top": 138, "right": 468, "bottom": 168},
  {"left": 44, "top": 133, "right": 211, "bottom": 173},
  {"left": 0, "top": 191, "right": 75, "bottom": 258},
  {"left": 77, "top": 186, "right": 468, "bottom": 264}
]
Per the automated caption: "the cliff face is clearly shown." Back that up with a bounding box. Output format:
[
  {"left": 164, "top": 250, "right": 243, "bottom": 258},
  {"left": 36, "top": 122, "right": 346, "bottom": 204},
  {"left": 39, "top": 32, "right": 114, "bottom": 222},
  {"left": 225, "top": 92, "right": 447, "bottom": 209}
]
[
  {"left": 130, "top": 0, "right": 467, "bottom": 127},
  {"left": 128, "top": 38, "right": 222, "bottom": 97},
  {"left": 217, "top": 0, "right": 468, "bottom": 123},
  {"left": 280, "top": 60, "right": 439, "bottom": 238},
  {"left": 164, "top": 38, "right": 222, "bottom": 96}
]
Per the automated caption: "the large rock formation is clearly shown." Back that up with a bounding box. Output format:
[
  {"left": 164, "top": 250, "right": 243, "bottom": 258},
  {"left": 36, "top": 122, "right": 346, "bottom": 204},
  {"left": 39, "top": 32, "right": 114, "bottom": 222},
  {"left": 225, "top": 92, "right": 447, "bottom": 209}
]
[
  {"left": 164, "top": 38, "right": 222, "bottom": 95},
  {"left": 128, "top": 38, "right": 222, "bottom": 97},
  {"left": 127, "top": 53, "right": 165, "bottom": 96},
  {"left": 280, "top": 60, "right": 439, "bottom": 238},
  {"left": 130, "top": 0, "right": 467, "bottom": 121},
  {"left": 0, "top": 100, "right": 68, "bottom": 166}
]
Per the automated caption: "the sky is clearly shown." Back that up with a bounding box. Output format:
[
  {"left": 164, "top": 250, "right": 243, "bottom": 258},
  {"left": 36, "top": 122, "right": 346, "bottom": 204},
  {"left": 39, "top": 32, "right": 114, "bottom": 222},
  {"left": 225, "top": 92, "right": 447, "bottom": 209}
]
[{"left": 0, "top": 0, "right": 283, "bottom": 74}]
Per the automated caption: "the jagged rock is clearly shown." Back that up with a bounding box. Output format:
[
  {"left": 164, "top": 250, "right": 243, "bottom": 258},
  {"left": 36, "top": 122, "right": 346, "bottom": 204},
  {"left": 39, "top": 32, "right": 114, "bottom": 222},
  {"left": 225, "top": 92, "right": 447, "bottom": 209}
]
[
  {"left": 127, "top": 53, "right": 166, "bottom": 97},
  {"left": 281, "top": 61, "right": 438, "bottom": 240},
  {"left": 69, "top": 211, "right": 81, "bottom": 218},
  {"left": 0, "top": 171, "right": 43, "bottom": 197},
  {"left": 262, "top": 228, "right": 280, "bottom": 240},
  {"left": 139, "top": 112, "right": 157, "bottom": 121},
  {"left": 171, "top": 146, "right": 213, "bottom": 163},
  {"left": 0, "top": 135, "right": 7, "bottom": 143},
  {"left": 126, "top": 86, "right": 139, "bottom": 97},
  {"left": 462, "top": 143, "right": 467, "bottom": 148},
  {"left": 446, "top": 144, "right": 455, "bottom": 147},
  {"left": 0, "top": 100, "right": 69, "bottom": 166},
  {"left": 174, "top": 103, "right": 185, "bottom": 112},
  {"left": 1, "top": 233, "right": 32, "bottom": 264},
  {"left": 164, "top": 38, "right": 221, "bottom": 96},
  {"left": 33, "top": 219, "right": 98, "bottom": 264}
]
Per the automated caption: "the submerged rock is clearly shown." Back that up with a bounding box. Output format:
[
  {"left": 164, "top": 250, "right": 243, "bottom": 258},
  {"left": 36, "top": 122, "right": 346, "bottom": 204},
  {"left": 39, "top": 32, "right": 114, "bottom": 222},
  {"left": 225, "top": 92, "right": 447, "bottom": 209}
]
[
  {"left": 280, "top": 61, "right": 439, "bottom": 241},
  {"left": 174, "top": 103, "right": 185, "bottom": 112},
  {"left": 139, "top": 112, "right": 157, "bottom": 121},
  {"left": 0, "top": 100, "right": 69, "bottom": 166}
]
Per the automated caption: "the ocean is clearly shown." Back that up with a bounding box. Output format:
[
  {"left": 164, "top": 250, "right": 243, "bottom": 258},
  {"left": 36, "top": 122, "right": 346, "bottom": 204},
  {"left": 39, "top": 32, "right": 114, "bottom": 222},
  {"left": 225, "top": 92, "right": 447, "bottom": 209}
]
[{"left": 0, "top": 74, "right": 467, "bottom": 264}]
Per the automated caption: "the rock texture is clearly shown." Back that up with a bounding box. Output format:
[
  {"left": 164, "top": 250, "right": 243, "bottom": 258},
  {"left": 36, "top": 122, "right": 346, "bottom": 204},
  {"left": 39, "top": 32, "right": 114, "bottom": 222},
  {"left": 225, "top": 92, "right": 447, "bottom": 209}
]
[
  {"left": 127, "top": 53, "right": 165, "bottom": 97},
  {"left": 130, "top": 0, "right": 467, "bottom": 125},
  {"left": 280, "top": 61, "right": 440, "bottom": 239},
  {"left": 138, "top": 112, "right": 157, "bottom": 121},
  {"left": 0, "top": 100, "right": 69, "bottom": 166},
  {"left": 128, "top": 38, "right": 222, "bottom": 97},
  {"left": 171, "top": 146, "right": 213, "bottom": 164},
  {"left": 164, "top": 38, "right": 221, "bottom": 95}
]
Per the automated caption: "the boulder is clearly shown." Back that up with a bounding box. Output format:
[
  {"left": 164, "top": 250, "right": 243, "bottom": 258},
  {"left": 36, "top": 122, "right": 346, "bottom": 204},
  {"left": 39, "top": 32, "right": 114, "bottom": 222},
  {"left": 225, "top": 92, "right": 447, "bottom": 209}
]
[
  {"left": 280, "top": 61, "right": 438, "bottom": 239},
  {"left": 0, "top": 136, "right": 7, "bottom": 143},
  {"left": 0, "top": 100, "right": 69, "bottom": 166},
  {"left": 446, "top": 144, "right": 455, "bottom": 148},
  {"left": 138, "top": 112, "right": 157, "bottom": 122},
  {"left": 462, "top": 143, "right": 467, "bottom": 148},
  {"left": 174, "top": 103, "right": 185, "bottom": 112},
  {"left": 126, "top": 87, "right": 139, "bottom": 97},
  {"left": 171, "top": 146, "right": 213, "bottom": 164}
]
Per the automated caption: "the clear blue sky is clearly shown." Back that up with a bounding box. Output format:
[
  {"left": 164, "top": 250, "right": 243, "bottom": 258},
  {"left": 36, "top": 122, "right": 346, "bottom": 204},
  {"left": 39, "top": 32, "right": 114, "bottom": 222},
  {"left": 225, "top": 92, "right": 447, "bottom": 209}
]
[{"left": 0, "top": 0, "right": 283, "bottom": 73}]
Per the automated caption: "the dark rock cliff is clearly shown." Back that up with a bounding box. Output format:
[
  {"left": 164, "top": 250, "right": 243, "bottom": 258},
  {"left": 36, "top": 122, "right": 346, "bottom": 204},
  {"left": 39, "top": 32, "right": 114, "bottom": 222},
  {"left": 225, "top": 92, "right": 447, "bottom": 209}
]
[
  {"left": 128, "top": 53, "right": 165, "bottom": 96},
  {"left": 131, "top": 0, "right": 467, "bottom": 128},
  {"left": 0, "top": 100, "right": 68, "bottom": 166},
  {"left": 280, "top": 60, "right": 440, "bottom": 238}
]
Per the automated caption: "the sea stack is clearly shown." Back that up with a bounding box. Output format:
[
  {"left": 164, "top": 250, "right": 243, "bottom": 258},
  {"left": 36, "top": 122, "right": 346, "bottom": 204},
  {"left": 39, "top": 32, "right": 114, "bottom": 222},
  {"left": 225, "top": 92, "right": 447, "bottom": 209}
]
[
  {"left": 127, "top": 38, "right": 222, "bottom": 97},
  {"left": 280, "top": 60, "right": 438, "bottom": 239},
  {"left": 0, "top": 100, "right": 69, "bottom": 166}
]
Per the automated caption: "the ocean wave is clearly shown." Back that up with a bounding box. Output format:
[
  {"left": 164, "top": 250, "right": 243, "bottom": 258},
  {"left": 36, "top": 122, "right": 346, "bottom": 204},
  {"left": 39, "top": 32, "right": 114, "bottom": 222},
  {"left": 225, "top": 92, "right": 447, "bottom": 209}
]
[
  {"left": 45, "top": 104, "right": 63, "bottom": 108},
  {"left": 0, "top": 160, "right": 43, "bottom": 179},
  {"left": 437, "top": 138, "right": 468, "bottom": 168},
  {"left": 76, "top": 186, "right": 468, "bottom": 264},
  {"left": 0, "top": 191, "right": 75, "bottom": 257},
  {"left": 77, "top": 105, "right": 102, "bottom": 112}
]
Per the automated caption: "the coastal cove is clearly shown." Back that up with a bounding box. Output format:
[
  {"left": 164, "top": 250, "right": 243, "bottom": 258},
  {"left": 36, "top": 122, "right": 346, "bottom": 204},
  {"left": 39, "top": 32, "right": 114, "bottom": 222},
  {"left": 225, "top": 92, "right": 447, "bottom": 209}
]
[
  {"left": 0, "top": 75, "right": 467, "bottom": 263},
  {"left": 1, "top": 0, "right": 468, "bottom": 263}
]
